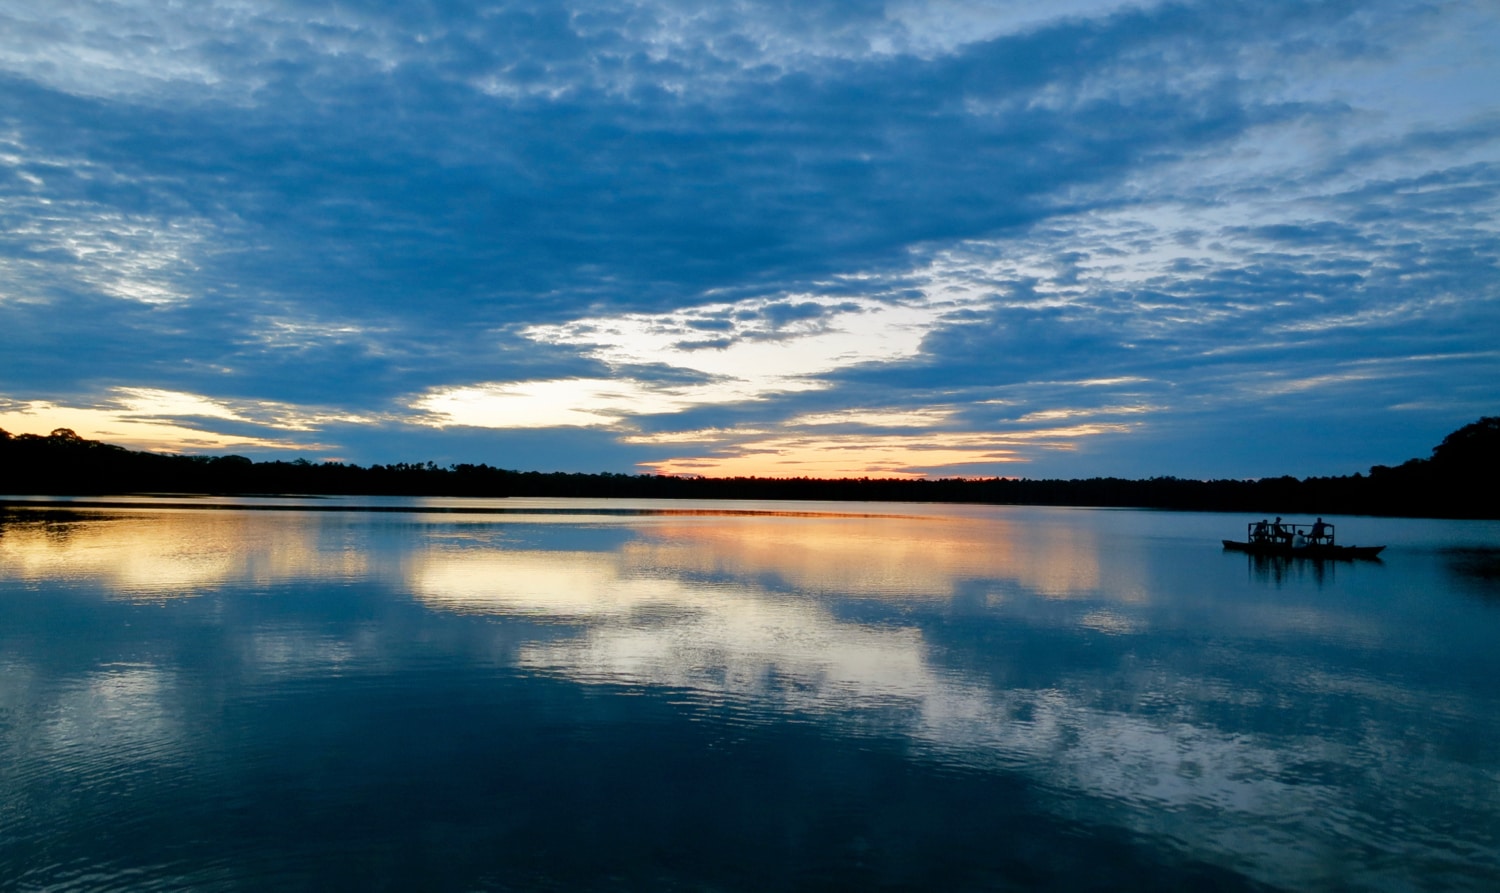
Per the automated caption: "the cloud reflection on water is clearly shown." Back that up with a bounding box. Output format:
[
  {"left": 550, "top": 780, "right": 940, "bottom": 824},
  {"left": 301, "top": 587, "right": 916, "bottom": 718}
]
[{"left": 401, "top": 510, "right": 1125, "bottom": 735}]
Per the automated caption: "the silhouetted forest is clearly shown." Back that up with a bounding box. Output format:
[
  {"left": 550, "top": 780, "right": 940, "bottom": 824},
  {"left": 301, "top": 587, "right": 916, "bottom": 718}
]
[{"left": 1, "top": 418, "right": 1496, "bottom": 518}]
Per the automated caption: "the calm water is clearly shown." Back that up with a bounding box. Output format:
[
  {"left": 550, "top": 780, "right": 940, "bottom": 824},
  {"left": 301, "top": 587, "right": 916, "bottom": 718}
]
[{"left": 2, "top": 498, "right": 1498, "bottom": 891}]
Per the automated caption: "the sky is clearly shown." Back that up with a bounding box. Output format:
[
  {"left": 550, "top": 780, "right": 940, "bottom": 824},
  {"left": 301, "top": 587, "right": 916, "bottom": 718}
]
[{"left": 1, "top": 0, "right": 1497, "bottom": 480}]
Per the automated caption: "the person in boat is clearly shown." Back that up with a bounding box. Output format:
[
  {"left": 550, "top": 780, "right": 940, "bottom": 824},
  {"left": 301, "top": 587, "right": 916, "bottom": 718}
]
[
  {"left": 1252, "top": 519, "right": 1270, "bottom": 543},
  {"left": 1271, "top": 517, "right": 1288, "bottom": 543},
  {"left": 1310, "top": 517, "right": 1328, "bottom": 544}
]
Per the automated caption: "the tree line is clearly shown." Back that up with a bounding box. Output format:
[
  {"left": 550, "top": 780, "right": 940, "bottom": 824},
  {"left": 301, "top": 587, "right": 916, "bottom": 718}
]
[{"left": 1, "top": 417, "right": 1495, "bottom": 518}]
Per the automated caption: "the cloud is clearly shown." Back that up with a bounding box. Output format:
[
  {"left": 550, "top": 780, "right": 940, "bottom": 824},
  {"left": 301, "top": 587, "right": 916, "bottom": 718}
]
[
  {"left": 0, "top": 400, "right": 311, "bottom": 454},
  {"left": 641, "top": 423, "right": 1140, "bottom": 479},
  {"left": 3, "top": 1, "right": 1391, "bottom": 324},
  {"left": 413, "top": 378, "right": 679, "bottom": 429},
  {"left": 0, "top": 387, "right": 372, "bottom": 453},
  {"left": 786, "top": 408, "right": 958, "bottom": 429}
]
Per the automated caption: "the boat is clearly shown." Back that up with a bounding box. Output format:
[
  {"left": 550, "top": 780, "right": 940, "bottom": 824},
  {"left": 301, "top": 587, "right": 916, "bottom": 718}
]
[{"left": 1222, "top": 520, "right": 1384, "bottom": 560}]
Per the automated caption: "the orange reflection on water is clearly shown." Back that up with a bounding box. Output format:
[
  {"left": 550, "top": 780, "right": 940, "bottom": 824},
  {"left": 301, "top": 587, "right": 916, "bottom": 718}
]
[
  {"left": 0, "top": 509, "right": 367, "bottom": 596},
  {"left": 618, "top": 512, "right": 1106, "bottom": 600},
  {"left": 404, "top": 509, "right": 1115, "bottom": 625},
  {"left": 404, "top": 510, "right": 1111, "bottom": 623}
]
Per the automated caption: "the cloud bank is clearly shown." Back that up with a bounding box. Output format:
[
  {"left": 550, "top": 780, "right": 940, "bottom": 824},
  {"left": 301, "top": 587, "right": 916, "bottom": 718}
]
[{"left": 1, "top": 0, "right": 1496, "bottom": 477}]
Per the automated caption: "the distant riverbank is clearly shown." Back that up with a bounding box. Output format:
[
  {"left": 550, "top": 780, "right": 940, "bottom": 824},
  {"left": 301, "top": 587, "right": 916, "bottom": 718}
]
[{"left": 3, "top": 418, "right": 1495, "bottom": 519}]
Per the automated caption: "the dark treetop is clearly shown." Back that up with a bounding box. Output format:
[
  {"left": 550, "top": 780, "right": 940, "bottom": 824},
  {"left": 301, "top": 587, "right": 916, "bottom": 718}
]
[{"left": 2, "top": 418, "right": 1496, "bottom": 519}]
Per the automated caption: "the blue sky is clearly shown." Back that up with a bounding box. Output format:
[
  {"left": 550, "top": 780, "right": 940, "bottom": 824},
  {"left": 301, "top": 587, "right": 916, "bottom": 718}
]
[{"left": 1, "top": 0, "right": 1496, "bottom": 479}]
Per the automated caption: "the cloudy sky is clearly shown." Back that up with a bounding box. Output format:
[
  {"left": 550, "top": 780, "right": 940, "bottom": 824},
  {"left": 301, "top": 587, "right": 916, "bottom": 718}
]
[{"left": 1, "top": 0, "right": 1496, "bottom": 479}]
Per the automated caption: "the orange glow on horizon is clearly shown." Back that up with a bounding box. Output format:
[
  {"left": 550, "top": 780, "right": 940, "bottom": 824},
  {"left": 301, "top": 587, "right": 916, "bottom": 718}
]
[
  {"left": 639, "top": 424, "right": 1136, "bottom": 478},
  {"left": 639, "top": 438, "right": 1030, "bottom": 479}
]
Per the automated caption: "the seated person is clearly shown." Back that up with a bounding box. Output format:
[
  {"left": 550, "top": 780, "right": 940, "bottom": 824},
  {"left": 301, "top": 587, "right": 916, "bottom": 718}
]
[{"left": 1310, "top": 518, "right": 1328, "bottom": 544}]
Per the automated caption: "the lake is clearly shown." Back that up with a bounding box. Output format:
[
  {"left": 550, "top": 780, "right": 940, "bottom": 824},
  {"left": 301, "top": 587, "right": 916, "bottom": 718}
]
[{"left": 2, "top": 497, "right": 1498, "bottom": 891}]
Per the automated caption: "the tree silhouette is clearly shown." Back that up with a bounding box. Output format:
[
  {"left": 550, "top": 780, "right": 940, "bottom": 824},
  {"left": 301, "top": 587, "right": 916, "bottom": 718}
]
[
  {"left": 1, "top": 419, "right": 1496, "bottom": 517},
  {"left": 1430, "top": 416, "right": 1499, "bottom": 475}
]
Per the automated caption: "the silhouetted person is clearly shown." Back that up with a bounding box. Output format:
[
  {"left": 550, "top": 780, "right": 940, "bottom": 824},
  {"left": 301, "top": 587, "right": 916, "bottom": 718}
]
[
  {"left": 1271, "top": 517, "right": 1288, "bottom": 544},
  {"left": 1252, "top": 519, "right": 1270, "bottom": 543},
  {"left": 1310, "top": 517, "right": 1327, "bottom": 544}
]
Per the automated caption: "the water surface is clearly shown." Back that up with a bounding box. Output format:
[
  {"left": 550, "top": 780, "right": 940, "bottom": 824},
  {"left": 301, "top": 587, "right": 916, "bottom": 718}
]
[{"left": 2, "top": 499, "right": 1498, "bottom": 890}]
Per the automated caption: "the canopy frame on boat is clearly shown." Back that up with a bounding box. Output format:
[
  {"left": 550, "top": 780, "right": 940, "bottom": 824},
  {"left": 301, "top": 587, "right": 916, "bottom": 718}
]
[{"left": 1247, "top": 520, "right": 1333, "bottom": 546}]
